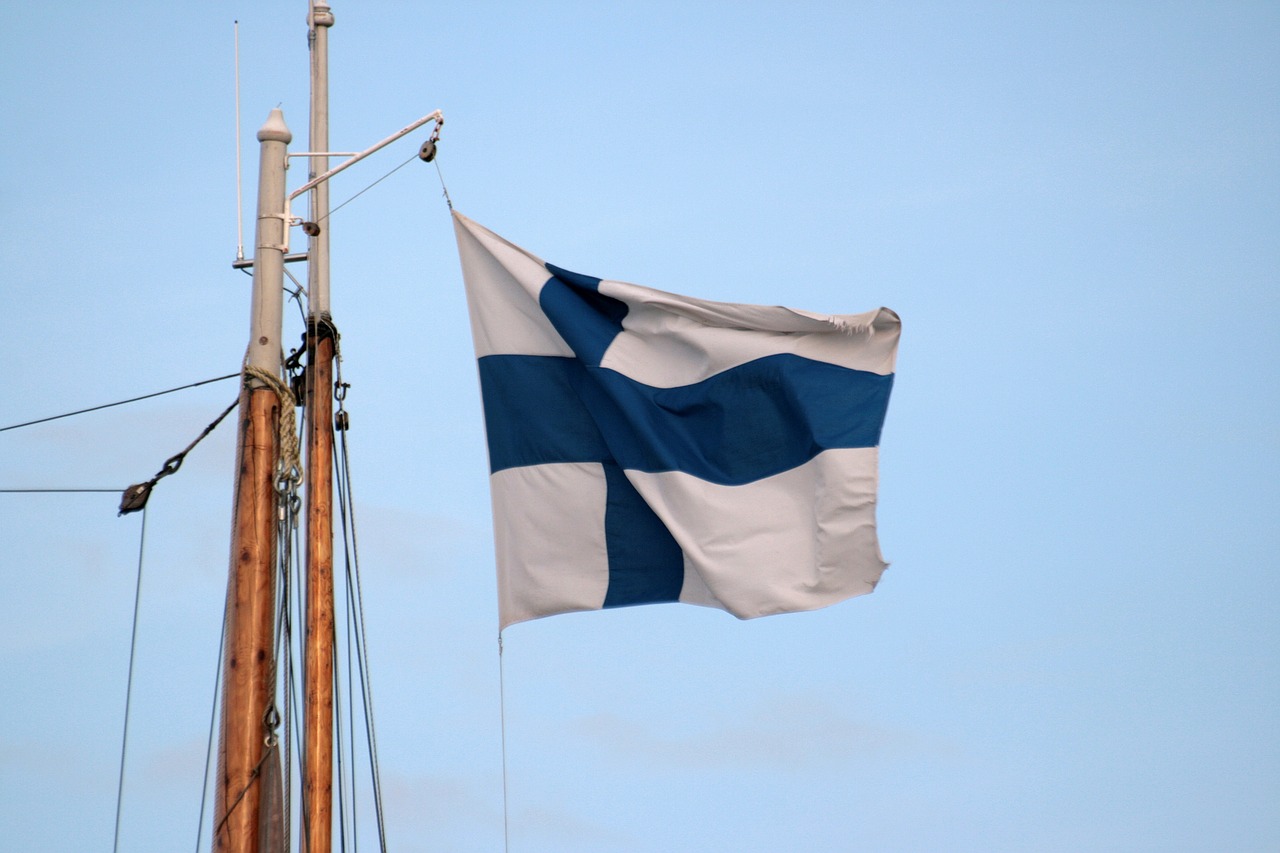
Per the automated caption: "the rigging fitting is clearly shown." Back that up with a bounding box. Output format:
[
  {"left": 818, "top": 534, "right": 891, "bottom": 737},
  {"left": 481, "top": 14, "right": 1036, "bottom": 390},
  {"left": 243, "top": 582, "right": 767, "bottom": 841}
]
[{"left": 118, "top": 397, "right": 239, "bottom": 515}]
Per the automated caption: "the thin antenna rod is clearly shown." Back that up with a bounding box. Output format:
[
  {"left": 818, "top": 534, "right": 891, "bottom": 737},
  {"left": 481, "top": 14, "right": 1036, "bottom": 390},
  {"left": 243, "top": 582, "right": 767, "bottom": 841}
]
[{"left": 234, "top": 20, "right": 245, "bottom": 261}]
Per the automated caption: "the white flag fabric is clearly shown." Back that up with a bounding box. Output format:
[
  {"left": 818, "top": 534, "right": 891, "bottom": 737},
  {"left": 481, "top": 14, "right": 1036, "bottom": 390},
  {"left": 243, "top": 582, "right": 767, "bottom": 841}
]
[{"left": 454, "top": 212, "right": 900, "bottom": 629}]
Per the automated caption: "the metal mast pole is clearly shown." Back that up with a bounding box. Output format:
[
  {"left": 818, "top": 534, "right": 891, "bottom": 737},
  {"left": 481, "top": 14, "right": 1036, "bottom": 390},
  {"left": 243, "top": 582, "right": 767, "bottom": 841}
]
[
  {"left": 216, "top": 107, "right": 291, "bottom": 853},
  {"left": 303, "top": 4, "right": 337, "bottom": 853},
  {"left": 308, "top": 2, "right": 333, "bottom": 318}
]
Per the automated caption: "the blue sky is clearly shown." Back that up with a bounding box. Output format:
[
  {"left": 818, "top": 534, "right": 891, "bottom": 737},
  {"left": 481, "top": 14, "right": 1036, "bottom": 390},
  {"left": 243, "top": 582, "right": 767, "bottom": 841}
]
[{"left": 2, "top": 2, "right": 1277, "bottom": 851}]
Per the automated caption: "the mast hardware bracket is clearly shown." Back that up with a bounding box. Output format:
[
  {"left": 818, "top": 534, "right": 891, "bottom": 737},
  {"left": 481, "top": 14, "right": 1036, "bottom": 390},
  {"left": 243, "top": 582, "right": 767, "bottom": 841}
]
[
  {"left": 232, "top": 252, "right": 309, "bottom": 270},
  {"left": 289, "top": 109, "right": 443, "bottom": 202}
]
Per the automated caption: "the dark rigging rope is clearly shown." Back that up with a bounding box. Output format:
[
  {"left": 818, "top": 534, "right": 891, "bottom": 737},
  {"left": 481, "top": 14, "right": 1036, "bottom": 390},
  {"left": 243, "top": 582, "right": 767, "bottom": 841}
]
[
  {"left": 0, "top": 374, "right": 239, "bottom": 433},
  {"left": 118, "top": 397, "right": 240, "bottom": 515},
  {"left": 0, "top": 488, "right": 121, "bottom": 493}
]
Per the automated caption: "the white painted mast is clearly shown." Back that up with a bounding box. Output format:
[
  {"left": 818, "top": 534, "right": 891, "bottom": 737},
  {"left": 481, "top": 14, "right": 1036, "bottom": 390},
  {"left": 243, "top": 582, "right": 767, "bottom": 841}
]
[
  {"left": 246, "top": 109, "right": 291, "bottom": 378},
  {"left": 307, "top": 2, "right": 333, "bottom": 318}
]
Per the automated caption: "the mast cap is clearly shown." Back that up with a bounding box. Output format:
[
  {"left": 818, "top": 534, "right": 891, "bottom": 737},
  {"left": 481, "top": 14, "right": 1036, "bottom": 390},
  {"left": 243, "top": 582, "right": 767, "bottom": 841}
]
[
  {"left": 309, "top": 3, "right": 335, "bottom": 28},
  {"left": 258, "top": 108, "right": 292, "bottom": 144}
]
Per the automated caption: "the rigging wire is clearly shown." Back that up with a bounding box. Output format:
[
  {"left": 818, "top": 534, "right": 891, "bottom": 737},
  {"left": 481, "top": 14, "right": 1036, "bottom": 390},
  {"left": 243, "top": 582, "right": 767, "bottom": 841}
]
[
  {"left": 334, "top": 435, "right": 356, "bottom": 853},
  {"left": 344, "top": 535, "right": 360, "bottom": 850},
  {"left": 433, "top": 153, "right": 453, "bottom": 210},
  {"left": 290, "top": 518, "right": 313, "bottom": 853},
  {"left": 317, "top": 152, "right": 418, "bottom": 225},
  {"left": 332, "top": 421, "right": 356, "bottom": 852},
  {"left": 288, "top": 517, "right": 309, "bottom": 850},
  {"left": 0, "top": 374, "right": 239, "bottom": 433},
  {"left": 335, "top": 597, "right": 350, "bottom": 853},
  {"left": 112, "top": 506, "right": 149, "bottom": 853},
  {"left": 194, "top": 598, "right": 229, "bottom": 853},
  {"left": 284, "top": 266, "right": 309, "bottom": 327},
  {"left": 330, "top": 366, "right": 389, "bottom": 850},
  {"left": 0, "top": 488, "right": 121, "bottom": 493},
  {"left": 119, "top": 396, "right": 240, "bottom": 515},
  {"left": 275, "top": 476, "right": 302, "bottom": 853},
  {"left": 499, "top": 634, "right": 512, "bottom": 853},
  {"left": 335, "top": 395, "right": 390, "bottom": 853},
  {"left": 337, "top": 426, "right": 358, "bottom": 852}
]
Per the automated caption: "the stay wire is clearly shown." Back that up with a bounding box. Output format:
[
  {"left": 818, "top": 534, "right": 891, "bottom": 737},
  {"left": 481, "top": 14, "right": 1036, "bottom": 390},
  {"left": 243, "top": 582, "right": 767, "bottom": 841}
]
[
  {"left": 0, "top": 488, "right": 121, "bottom": 493},
  {"left": 345, "top": 528, "right": 359, "bottom": 850},
  {"left": 330, "top": 422, "right": 371, "bottom": 845},
  {"left": 290, "top": 526, "right": 312, "bottom": 853},
  {"left": 0, "top": 373, "right": 239, "bottom": 433},
  {"left": 194, "top": 595, "right": 229, "bottom": 853},
  {"left": 318, "top": 152, "right": 418, "bottom": 225},
  {"left": 335, "top": 636, "right": 349, "bottom": 853},
  {"left": 338, "top": 421, "right": 389, "bottom": 853},
  {"left": 337, "top": 478, "right": 361, "bottom": 852},
  {"left": 274, "top": 476, "right": 300, "bottom": 853},
  {"left": 329, "top": 365, "right": 353, "bottom": 852},
  {"left": 113, "top": 506, "right": 149, "bottom": 853},
  {"left": 499, "top": 634, "right": 511, "bottom": 853},
  {"left": 327, "top": 367, "right": 388, "bottom": 852},
  {"left": 119, "top": 396, "right": 241, "bottom": 515},
  {"left": 329, "top": 370, "right": 351, "bottom": 853}
]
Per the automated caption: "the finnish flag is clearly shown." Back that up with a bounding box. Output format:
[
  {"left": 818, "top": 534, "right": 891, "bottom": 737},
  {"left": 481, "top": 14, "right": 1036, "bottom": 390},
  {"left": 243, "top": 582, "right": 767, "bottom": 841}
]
[{"left": 454, "top": 212, "right": 900, "bottom": 629}]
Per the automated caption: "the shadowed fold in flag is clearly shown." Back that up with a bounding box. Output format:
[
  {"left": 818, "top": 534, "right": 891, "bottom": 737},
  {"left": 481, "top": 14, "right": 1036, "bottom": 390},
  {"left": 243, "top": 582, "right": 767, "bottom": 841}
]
[{"left": 454, "top": 212, "right": 900, "bottom": 630}]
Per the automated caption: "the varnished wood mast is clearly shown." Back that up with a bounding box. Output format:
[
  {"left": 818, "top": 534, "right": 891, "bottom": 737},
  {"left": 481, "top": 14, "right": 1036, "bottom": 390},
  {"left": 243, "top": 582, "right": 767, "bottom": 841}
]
[
  {"left": 303, "top": 327, "right": 336, "bottom": 853},
  {"left": 303, "top": 6, "right": 337, "bottom": 853}
]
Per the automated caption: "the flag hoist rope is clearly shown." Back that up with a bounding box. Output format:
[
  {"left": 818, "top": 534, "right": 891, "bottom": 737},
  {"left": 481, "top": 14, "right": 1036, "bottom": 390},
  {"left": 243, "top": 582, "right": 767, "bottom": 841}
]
[{"left": 499, "top": 634, "right": 512, "bottom": 853}]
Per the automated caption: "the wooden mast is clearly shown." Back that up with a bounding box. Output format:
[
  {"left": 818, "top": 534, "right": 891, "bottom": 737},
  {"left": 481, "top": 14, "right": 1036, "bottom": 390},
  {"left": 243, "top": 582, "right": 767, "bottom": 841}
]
[
  {"left": 215, "top": 108, "right": 291, "bottom": 853},
  {"left": 302, "top": 320, "right": 336, "bottom": 853},
  {"left": 303, "top": 4, "right": 336, "bottom": 853}
]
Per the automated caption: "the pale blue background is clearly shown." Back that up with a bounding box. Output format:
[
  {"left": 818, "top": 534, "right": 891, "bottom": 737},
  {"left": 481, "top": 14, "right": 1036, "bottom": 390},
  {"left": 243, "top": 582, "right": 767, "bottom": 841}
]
[{"left": 2, "top": 2, "right": 1277, "bottom": 851}]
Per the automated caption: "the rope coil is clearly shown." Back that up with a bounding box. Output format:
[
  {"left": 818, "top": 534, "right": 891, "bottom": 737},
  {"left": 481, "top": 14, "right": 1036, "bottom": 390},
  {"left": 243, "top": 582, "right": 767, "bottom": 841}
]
[{"left": 243, "top": 365, "right": 303, "bottom": 492}]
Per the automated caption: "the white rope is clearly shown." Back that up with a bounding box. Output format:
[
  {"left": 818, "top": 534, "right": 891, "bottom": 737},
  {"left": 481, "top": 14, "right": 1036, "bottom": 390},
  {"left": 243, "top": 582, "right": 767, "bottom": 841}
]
[{"left": 243, "top": 365, "right": 302, "bottom": 490}]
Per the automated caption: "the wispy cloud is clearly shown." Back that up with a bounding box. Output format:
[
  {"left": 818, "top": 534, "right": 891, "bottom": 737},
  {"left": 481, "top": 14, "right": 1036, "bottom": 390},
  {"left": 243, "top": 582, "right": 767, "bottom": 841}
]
[
  {"left": 572, "top": 694, "right": 946, "bottom": 771},
  {"left": 346, "top": 503, "right": 484, "bottom": 578},
  {"left": 379, "top": 768, "right": 629, "bottom": 851}
]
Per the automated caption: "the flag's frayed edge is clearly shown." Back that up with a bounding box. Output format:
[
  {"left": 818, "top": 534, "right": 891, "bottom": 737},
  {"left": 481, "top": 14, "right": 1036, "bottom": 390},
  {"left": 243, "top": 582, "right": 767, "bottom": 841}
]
[
  {"left": 824, "top": 315, "right": 877, "bottom": 336},
  {"left": 785, "top": 306, "right": 898, "bottom": 338}
]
